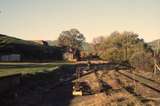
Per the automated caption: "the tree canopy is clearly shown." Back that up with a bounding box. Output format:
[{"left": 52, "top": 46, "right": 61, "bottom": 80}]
[
  {"left": 58, "top": 28, "right": 85, "bottom": 50},
  {"left": 92, "top": 31, "right": 154, "bottom": 71}
]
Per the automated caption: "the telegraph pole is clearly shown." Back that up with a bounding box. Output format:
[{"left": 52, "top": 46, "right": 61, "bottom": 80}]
[
  {"left": 153, "top": 40, "right": 160, "bottom": 75},
  {"left": 124, "top": 34, "right": 128, "bottom": 61},
  {"left": 126, "top": 34, "right": 128, "bottom": 61}
]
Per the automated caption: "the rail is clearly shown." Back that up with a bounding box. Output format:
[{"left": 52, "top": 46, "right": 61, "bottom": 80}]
[{"left": 118, "top": 70, "right": 160, "bottom": 93}]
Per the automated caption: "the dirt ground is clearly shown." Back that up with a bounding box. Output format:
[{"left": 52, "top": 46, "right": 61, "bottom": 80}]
[
  {"left": 1, "top": 64, "right": 160, "bottom": 106},
  {"left": 70, "top": 68, "right": 160, "bottom": 106}
]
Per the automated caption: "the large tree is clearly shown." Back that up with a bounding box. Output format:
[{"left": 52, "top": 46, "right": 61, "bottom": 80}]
[
  {"left": 58, "top": 28, "right": 85, "bottom": 50},
  {"left": 93, "top": 31, "right": 153, "bottom": 71}
]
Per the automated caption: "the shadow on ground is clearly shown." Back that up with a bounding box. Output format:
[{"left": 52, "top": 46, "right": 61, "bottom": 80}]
[{"left": 0, "top": 64, "right": 76, "bottom": 106}]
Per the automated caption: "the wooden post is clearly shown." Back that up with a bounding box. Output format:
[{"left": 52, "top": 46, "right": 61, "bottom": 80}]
[
  {"left": 131, "top": 69, "right": 137, "bottom": 92},
  {"left": 153, "top": 59, "right": 157, "bottom": 75},
  {"left": 153, "top": 40, "right": 160, "bottom": 76},
  {"left": 124, "top": 35, "right": 128, "bottom": 61}
]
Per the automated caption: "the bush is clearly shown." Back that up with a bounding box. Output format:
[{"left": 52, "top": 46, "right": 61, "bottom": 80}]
[{"left": 130, "top": 51, "right": 154, "bottom": 71}]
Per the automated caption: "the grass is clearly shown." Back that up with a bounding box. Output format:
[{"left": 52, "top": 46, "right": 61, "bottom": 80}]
[{"left": 0, "top": 62, "right": 72, "bottom": 77}]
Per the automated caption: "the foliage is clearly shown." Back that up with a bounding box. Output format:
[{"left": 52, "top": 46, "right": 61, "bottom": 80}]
[
  {"left": 149, "top": 39, "right": 160, "bottom": 54},
  {"left": 58, "top": 28, "right": 85, "bottom": 50},
  {"left": 93, "top": 31, "right": 154, "bottom": 71},
  {"left": 130, "top": 51, "right": 154, "bottom": 71}
]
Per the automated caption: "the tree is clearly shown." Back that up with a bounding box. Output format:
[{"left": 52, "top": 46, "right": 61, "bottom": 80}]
[
  {"left": 130, "top": 51, "right": 154, "bottom": 71},
  {"left": 93, "top": 31, "right": 153, "bottom": 71},
  {"left": 92, "top": 36, "right": 105, "bottom": 52},
  {"left": 58, "top": 29, "right": 85, "bottom": 60},
  {"left": 58, "top": 28, "right": 85, "bottom": 50}
]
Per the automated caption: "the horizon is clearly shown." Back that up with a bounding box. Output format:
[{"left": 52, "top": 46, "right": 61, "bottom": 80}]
[
  {"left": 0, "top": 31, "right": 159, "bottom": 43},
  {"left": 0, "top": 0, "right": 160, "bottom": 42}
]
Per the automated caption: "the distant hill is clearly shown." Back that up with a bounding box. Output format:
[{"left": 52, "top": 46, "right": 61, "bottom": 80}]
[
  {"left": 32, "top": 40, "right": 58, "bottom": 46},
  {"left": 0, "top": 34, "right": 63, "bottom": 61},
  {"left": 46, "top": 40, "right": 58, "bottom": 46},
  {"left": 40, "top": 40, "right": 93, "bottom": 51},
  {"left": 0, "top": 34, "right": 41, "bottom": 47}
]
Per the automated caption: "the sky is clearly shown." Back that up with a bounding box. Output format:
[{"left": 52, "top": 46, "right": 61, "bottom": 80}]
[{"left": 0, "top": 0, "right": 160, "bottom": 42}]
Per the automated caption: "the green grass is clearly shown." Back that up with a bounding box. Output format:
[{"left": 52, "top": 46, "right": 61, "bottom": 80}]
[
  {"left": 0, "top": 34, "right": 40, "bottom": 47},
  {"left": 0, "top": 63, "right": 71, "bottom": 77}
]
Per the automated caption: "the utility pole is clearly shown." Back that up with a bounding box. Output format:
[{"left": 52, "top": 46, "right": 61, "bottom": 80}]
[
  {"left": 124, "top": 34, "right": 128, "bottom": 61},
  {"left": 153, "top": 40, "right": 160, "bottom": 75},
  {"left": 158, "top": 40, "right": 160, "bottom": 54}
]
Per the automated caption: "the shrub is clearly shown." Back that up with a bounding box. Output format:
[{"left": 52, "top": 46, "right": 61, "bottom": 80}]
[{"left": 130, "top": 51, "right": 154, "bottom": 71}]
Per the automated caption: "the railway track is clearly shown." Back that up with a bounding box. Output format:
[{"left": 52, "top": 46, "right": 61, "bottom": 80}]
[
  {"left": 42, "top": 63, "right": 160, "bottom": 96},
  {"left": 40, "top": 63, "right": 160, "bottom": 105},
  {"left": 117, "top": 70, "right": 160, "bottom": 93}
]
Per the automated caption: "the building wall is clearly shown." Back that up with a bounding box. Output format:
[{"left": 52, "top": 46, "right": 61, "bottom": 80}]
[
  {"left": 0, "top": 54, "right": 21, "bottom": 62},
  {"left": 63, "top": 52, "right": 73, "bottom": 60},
  {"left": 63, "top": 52, "right": 77, "bottom": 62}
]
